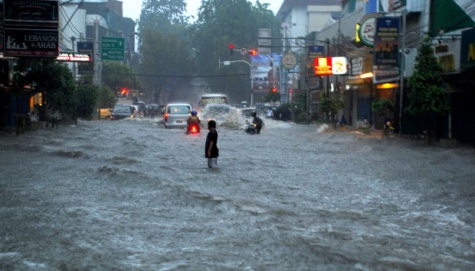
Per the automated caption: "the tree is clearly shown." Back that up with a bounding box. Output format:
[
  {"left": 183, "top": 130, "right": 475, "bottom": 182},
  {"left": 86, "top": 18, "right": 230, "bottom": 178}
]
[
  {"left": 291, "top": 91, "right": 307, "bottom": 124},
  {"left": 192, "top": 0, "right": 282, "bottom": 102},
  {"left": 372, "top": 99, "right": 395, "bottom": 123},
  {"left": 406, "top": 36, "right": 451, "bottom": 144},
  {"left": 138, "top": 28, "right": 194, "bottom": 102},
  {"left": 101, "top": 61, "right": 141, "bottom": 94},
  {"left": 75, "top": 76, "right": 100, "bottom": 120},
  {"left": 137, "top": 0, "right": 195, "bottom": 103},
  {"left": 139, "top": 0, "right": 188, "bottom": 33},
  {"left": 15, "top": 58, "right": 77, "bottom": 120},
  {"left": 263, "top": 88, "right": 280, "bottom": 103},
  {"left": 320, "top": 92, "right": 344, "bottom": 127}
]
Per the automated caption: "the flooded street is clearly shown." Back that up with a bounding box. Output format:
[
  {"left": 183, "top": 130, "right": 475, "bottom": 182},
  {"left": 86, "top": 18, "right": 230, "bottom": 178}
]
[{"left": 1, "top": 117, "right": 474, "bottom": 271}]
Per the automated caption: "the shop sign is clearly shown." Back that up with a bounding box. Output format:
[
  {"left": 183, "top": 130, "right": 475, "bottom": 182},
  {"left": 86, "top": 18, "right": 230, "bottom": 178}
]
[
  {"left": 4, "top": 28, "right": 58, "bottom": 57},
  {"left": 314, "top": 57, "right": 348, "bottom": 76},
  {"left": 350, "top": 57, "right": 363, "bottom": 75},
  {"left": 379, "top": 0, "right": 406, "bottom": 12},
  {"left": 56, "top": 53, "right": 91, "bottom": 62},
  {"left": 373, "top": 17, "right": 400, "bottom": 83},
  {"left": 77, "top": 41, "right": 94, "bottom": 74},
  {"left": 3, "top": 0, "right": 59, "bottom": 27},
  {"left": 357, "top": 13, "right": 382, "bottom": 47},
  {"left": 461, "top": 28, "right": 475, "bottom": 70},
  {"left": 282, "top": 50, "right": 298, "bottom": 70}
]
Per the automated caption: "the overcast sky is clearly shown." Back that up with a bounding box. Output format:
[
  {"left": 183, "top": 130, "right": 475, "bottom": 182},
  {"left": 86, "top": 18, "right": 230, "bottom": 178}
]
[{"left": 122, "top": 0, "right": 284, "bottom": 22}]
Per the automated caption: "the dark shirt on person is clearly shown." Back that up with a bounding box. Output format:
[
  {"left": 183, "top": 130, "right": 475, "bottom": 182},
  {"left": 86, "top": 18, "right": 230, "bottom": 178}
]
[{"left": 205, "top": 130, "right": 219, "bottom": 158}]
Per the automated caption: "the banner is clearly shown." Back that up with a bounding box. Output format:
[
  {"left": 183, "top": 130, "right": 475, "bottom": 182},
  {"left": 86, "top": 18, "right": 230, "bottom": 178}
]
[{"left": 373, "top": 17, "right": 400, "bottom": 83}]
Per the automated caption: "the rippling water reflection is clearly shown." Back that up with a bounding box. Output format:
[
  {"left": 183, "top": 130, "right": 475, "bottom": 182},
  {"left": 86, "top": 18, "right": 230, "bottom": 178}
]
[{"left": 0, "top": 118, "right": 474, "bottom": 271}]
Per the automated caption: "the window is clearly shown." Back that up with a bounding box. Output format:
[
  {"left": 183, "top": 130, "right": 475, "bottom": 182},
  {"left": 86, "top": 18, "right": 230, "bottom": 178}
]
[{"left": 169, "top": 106, "right": 190, "bottom": 114}]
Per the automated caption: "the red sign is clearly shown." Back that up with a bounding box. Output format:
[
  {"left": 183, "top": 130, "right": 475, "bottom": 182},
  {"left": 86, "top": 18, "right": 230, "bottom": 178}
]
[
  {"left": 314, "top": 57, "right": 348, "bottom": 75},
  {"left": 314, "top": 57, "right": 332, "bottom": 75}
]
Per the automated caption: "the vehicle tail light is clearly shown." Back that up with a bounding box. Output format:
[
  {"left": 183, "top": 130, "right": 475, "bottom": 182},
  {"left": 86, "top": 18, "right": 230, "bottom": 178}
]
[{"left": 191, "top": 126, "right": 197, "bottom": 133}]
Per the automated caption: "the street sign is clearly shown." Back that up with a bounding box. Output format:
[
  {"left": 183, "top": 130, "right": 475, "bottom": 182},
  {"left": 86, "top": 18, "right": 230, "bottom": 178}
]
[{"left": 102, "top": 37, "right": 124, "bottom": 61}]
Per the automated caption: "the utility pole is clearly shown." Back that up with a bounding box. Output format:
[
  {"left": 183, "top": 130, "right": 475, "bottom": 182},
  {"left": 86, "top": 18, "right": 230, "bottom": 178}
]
[
  {"left": 71, "top": 36, "right": 76, "bottom": 80},
  {"left": 398, "top": 9, "right": 407, "bottom": 136},
  {"left": 94, "top": 19, "right": 99, "bottom": 85},
  {"left": 219, "top": 59, "right": 254, "bottom": 107}
]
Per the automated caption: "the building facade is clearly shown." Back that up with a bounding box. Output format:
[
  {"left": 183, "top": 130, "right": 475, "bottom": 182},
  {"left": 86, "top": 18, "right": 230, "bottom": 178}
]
[{"left": 276, "top": 0, "right": 475, "bottom": 144}]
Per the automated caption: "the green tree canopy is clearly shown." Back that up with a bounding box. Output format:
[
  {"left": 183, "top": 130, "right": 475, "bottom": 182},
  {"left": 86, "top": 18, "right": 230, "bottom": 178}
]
[
  {"left": 16, "top": 58, "right": 77, "bottom": 117},
  {"left": 138, "top": 28, "right": 194, "bottom": 102},
  {"left": 406, "top": 36, "right": 451, "bottom": 115},
  {"left": 191, "top": 0, "right": 282, "bottom": 102},
  {"left": 101, "top": 61, "right": 141, "bottom": 93},
  {"left": 140, "top": 0, "right": 188, "bottom": 29}
]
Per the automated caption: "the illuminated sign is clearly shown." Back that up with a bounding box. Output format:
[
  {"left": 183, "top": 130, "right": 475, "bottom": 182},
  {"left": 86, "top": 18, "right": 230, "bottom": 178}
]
[
  {"left": 314, "top": 57, "right": 348, "bottom": 75},
  {"left": 56, "top": 53, "right": 92, "bottom": 62}
]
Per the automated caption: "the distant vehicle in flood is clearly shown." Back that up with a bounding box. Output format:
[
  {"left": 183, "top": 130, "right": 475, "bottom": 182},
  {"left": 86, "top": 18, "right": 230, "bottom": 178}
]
[
  {"left": 110, "top": 104, "right": 133, "bottom": 120},
  {"left": 199, "top": 94, "right": 228, "bottom": 110}
]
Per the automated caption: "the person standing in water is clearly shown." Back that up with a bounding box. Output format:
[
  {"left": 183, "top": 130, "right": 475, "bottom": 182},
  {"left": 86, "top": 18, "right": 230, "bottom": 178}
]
[{"left": 205, "top": 120, "right": 219, "bottom": 168}]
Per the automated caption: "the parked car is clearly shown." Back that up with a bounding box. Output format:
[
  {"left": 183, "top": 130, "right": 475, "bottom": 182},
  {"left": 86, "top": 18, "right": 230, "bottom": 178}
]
[
  {"left": 110, "top": 104, "right": 133, "bottom": 120},
  {"left": 163, "top": 103, "right": 192, "bottom": 128}
]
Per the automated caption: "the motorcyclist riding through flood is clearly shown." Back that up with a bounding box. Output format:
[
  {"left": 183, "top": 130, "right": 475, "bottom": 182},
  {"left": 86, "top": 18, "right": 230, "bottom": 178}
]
[{"left": 187, "top": 110, "right": 201, "bottom": 134}]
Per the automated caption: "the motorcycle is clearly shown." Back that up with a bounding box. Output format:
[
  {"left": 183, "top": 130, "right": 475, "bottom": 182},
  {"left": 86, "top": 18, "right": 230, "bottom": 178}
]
[
  {"left": 382, "top": 120, "right": 395, "bottom": 138},
  {"left": 244, "top": 120, "right": 257, "bottom": 134},
  {"left": 186, "top": 123, "right": 200, "bottom": 134}
]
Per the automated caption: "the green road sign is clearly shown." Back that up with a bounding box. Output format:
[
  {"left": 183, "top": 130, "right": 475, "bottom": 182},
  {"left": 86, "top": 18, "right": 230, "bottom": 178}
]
[{"left": 102, "top": 37, "right": 124, "bottom": 61}]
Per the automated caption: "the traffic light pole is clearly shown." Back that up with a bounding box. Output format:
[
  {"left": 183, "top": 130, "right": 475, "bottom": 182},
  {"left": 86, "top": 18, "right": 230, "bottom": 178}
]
[{"left": 219, "top": 59, "right": 254, "bottom": 107}]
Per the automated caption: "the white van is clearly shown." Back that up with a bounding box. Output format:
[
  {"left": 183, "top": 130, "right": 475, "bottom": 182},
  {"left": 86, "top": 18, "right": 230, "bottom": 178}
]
[{"left": 163, "top": 103, "right": 192, "bottom": 128}]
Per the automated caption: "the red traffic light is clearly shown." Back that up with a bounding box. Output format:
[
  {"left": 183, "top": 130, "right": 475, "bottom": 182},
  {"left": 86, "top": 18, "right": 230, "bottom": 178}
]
[
  {"left": 248, "top": 49, "right": 257, "bottom": 56},
  {"left": 271, "top": 87, "right": 277, "bottom": 93},
  {"left": 121, "top": 88, "right": 128, "bottom": 96},
  {"left": 229, "top": 44, "right": 234, "bottom": 55}
]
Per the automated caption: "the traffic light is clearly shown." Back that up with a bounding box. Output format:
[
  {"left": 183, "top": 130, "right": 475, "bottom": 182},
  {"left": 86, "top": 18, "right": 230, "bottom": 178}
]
[
  {"left": 229, "top": 44, "right": 234, "bottom": 55},
  {"left": 272, "top": 87, "right": 277, "bottom": 93},
  {"left": 121, "top": 88, "right": 128, "bottom": 97},
  {"left": 248, "top": 49, "right": 257, "bottom": 56}
]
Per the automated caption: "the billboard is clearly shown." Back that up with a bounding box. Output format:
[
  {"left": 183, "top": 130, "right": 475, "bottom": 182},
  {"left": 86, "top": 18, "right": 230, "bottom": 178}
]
[{"left": 373, "top": 17, "right": 400, "bottom": 83}]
